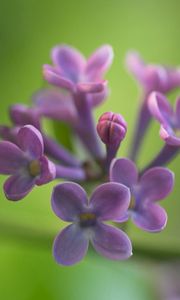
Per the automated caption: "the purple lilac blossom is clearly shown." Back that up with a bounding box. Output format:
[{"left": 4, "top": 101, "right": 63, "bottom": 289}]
[
  {"left": 138, "top": 92, "right": 180, "bottom": 171},
  {"left": 51, "top": 182, "right": 132, "bottom": 265},
  {"left": 148, "top": 92, "right": 180, "bottom": 146},
  {"left": 9, "top": 103, "right": 81, "bottom": 167},
  {"left": 0, "top": 125, "right": 56, "bottom": 200},
  {"left": 126, "top": 51, "right": 180, "bottom": 93},
  {"left": 126, "top": 51, "right": 180, "bottom": 162},
  {"left": 42, "top": 45, "right": 112, "bottom": 159},
  {"left": 110, "top": 158, "right": 174, "bottom": 232},
  {"left": 43, "top": 44, "right": 113, "bottom": 93},
  {"left": 33, "top": 86, "right": 108, "bottom": 160},
  {"left": 97, "top": 112, "right": 127, "bottom": 169}
]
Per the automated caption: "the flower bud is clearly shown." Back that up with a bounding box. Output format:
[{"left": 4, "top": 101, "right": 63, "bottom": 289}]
[{"left": 97, "top": 112, "right": 127, "bottom": 146}]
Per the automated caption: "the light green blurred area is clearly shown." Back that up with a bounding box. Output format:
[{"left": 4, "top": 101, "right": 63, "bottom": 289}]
[{"left": 0, "top": 0, "right": 180, "bottom": 299}]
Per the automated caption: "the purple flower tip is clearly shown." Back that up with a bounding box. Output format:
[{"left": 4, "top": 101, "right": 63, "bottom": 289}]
[{"left": 97, "top": 112, "right": 127, "bottom": 146}]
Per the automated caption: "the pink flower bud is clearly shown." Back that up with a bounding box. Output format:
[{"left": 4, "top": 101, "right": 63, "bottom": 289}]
[{"left": 97, "top": 112, "right": 127, "bottom": 146}]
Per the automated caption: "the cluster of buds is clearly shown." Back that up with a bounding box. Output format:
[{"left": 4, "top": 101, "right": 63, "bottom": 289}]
[{"left": 0, "top": 44, "right": 180, "bottom": 266}]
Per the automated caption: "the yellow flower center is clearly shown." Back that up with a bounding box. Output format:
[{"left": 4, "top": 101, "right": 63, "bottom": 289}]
[
  {"left": 29, "top": 160, "right": 41, "bottom": 177},
  {"left": 175, "top": 128, "right": 180, "bottom": 137},
  {"left": 79, "top": 212, "right": 96, "bottom": 227},
  {"left": 129, "top": 196, "right": 136, "bottom": 210}
]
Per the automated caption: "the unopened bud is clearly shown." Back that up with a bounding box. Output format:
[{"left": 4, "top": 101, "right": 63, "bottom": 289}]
[{"left": 97, "top": 112, "right": 127, "bottom": 146}]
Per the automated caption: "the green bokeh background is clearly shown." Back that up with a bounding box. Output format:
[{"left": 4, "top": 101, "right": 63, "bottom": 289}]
[{"left": 0, "top": 0, "right": 180, "bottom": 299}]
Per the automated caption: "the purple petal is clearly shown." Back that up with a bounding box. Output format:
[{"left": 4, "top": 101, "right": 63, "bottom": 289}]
[
  {"left": 51, "top": 45, "right": 86, "bottom": 83},
  {"left": 35, "top": 156, "right": 56, "bottom": 185},
  {"left": 4, "top": 173, "right": 35, "bottom": 201},
  {"left": 91, "top": 223, "right": 132, "bottom": 260},
  {"left": 0, "top": 141, "right": 27, "bottom": 174},
  {"left": 144, "top": 65, "right": 169, "bottom": 92},
  {"left": 148, "top": 92, "right": 173, "bottom": 125},
  {"left": 51, "top": 182, "right": 88, "bottom": 222},
  {"left": 88, "top": 85, "right": 109, "bottom": 107},
  {"left": 110, "top": 158, "right": 138, "bottom": 189},
  {"left": 17, "top": 125, "right": 44, "bottom": 159},
  {"left": 85, "top": 45, "right": 114, "bottom": 81},
  {"left": 175, "top": 97, "right": 180, "bottom": 127},
  {"left": 139, "top": 167, "right": 174, "bottom": 202},
  {"left": 53, "top": 224, "right": 89, "bottom": 266},
  {"left": 77, "top": 80, "right": 107, "bottom": 94},
  {"left": 112, "top": 212, "right": 129, "bottom": 223},
  {"left": 90, "top": 182, "right": 130, "bottom": 221},
  {"left": 125, "top": 51, "right": 146, "bottom": 83},
  {"left": 168, "top": 68, "right": 180, "bottom": 90},
  {"left": 10, "top": 105, "right": 41, "bottom": 129},
  {"left": 160, "top": 124, "right": 180, "bottom": 146},
  {"left": 43, "top": 65, "right": 75, "bottom": 92},
  {"left": 132, "top": 204, "right": 167, "bottom": 232},
  {"left": 33, "top": 89, "right": 77, "bottom": 124},
  {"left": 0, "top": 125, "right": 19, "bottom": 144}
]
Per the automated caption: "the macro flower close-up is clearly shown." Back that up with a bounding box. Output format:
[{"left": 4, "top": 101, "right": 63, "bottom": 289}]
[
  {"left": 43, "top": 44, "right": 113, "bottom": 93},
  {"left": 51, "top": 182, "right": 132, "bottom": 265},
  {"left": 0, "top": 1, "right": 180, "bottom": 300}
]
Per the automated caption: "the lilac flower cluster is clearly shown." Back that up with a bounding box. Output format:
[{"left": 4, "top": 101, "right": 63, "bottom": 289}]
[{"left": 0, "top": 45, "right": 179, "bottom": 266}]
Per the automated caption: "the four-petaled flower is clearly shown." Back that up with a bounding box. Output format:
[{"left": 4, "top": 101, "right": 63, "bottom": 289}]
[
  {"left": 148, "top": 92, "right": 180, "bottom": 146},
  {"left": 110, "top": 158, "right": 174, "bottom": 232},
  {"left": 43, "top": 44, "right": 113, "bottom": 94},
  {"left": 0, "top": 125, "right": 56, "bottom": 200},
  {"left": 51, "top": 182, "right": 132, "bottom": 266}
]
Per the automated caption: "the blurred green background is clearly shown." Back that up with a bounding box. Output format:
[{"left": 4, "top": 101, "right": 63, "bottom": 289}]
[{"left": 0, "top": 0, "right": 180, "bottom": 299}]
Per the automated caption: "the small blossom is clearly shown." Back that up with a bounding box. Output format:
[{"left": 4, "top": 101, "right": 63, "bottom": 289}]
[
  {"left": 127, "top": 52, "right": 180, "bottom": 162},
  {"left": 0, "top": 125, "right": 56, "bottom": 200},
  {"left": 51, "top": 182, "right": 132, "bottom": 265},
  {"left": 43, "top": 44, "right": 113, "bottom": 94},
  {"left": 41, "top": 45, "right": 111, "bottom": 160},
  {"left": 126, "top": 51, "right": 180, "bottom": 93},
  {"left": 148, "top": 92, "right": 180, "bottom": 146},
  {"left": 110, "top": 158, "right": 174, "bottom": 232}
]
